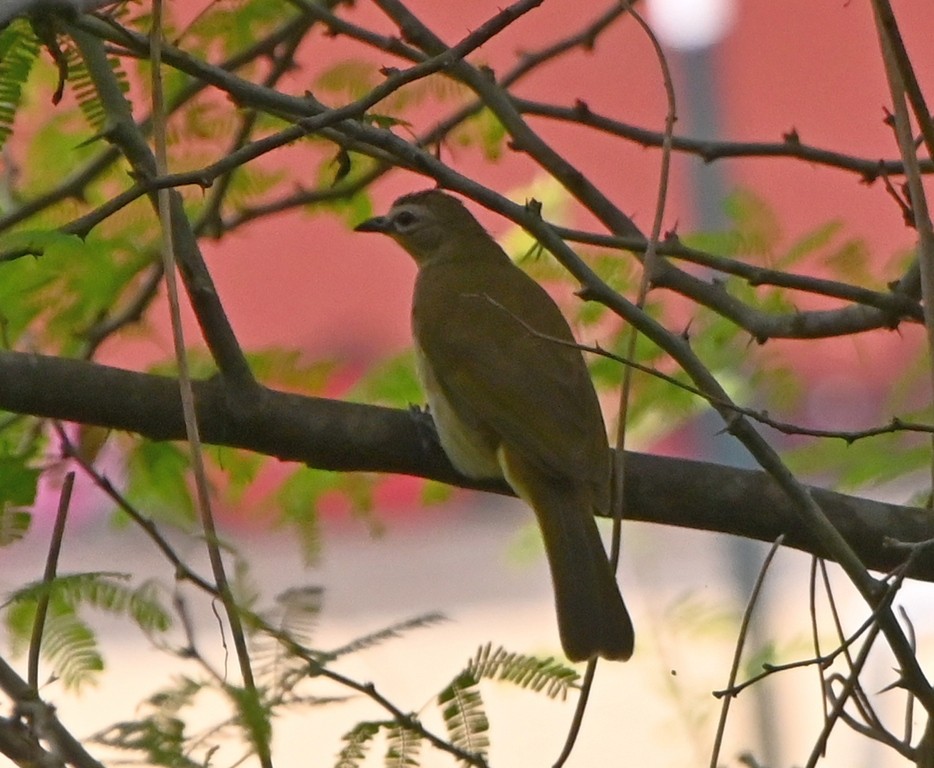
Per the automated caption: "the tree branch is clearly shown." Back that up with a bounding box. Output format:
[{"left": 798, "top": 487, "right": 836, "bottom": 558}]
[
  {"left": 2, "top": 349, "right": 931, "bottom": 581},
  {"left": 514, "top": 98, "right": 934, "bottom": 182}
]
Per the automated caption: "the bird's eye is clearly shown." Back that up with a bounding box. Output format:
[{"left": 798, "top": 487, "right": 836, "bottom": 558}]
[{"left": 394, "top": 210, "right": 417, "bottom": 229}]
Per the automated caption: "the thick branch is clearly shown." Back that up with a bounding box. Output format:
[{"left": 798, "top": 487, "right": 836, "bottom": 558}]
[{"left": 2, "top": 350, "right": 931, "bottom": 580}]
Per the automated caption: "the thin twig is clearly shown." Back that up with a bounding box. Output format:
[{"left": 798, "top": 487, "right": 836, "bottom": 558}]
[
  {"left": 149, "top": 6, "right": 271, "bottom": 766},
  {"left": 874, "top": 2, "right": 934, "bottom": 513},
  {"left": 514, "top": 97, "right": 934, "bottom": 182},
  {"left": 809, "top": 559, "right": 831, "bottom": 745},
  {"left": 549, "top": 661, "right": 597, "bottom": 768},
  {"left": 53, "top": 422, "right": 218, "bottom": 595},
  {"left": 803, "top": 621, "right": 885, "bottom": 768},
  {"left": 817, "top": 559, "right": 889, "bottom": 739},
  {"left": 27, "top": 471, "right": 75, "bottom": 691},
  {"left": 709, "top": 536, "right": 784, "bottom": 768},
  {"left": 612, "top": 0, "right": 676, "bottom": 558},
  {"left": 869, "top": 0, "right": 934, "bottom": 165}
]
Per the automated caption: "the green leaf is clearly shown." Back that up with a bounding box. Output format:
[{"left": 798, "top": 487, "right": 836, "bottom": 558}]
[
  {"left": 96, "top": 675, "right": 204, "bottom": 768},
  {"left": 316, "top": 59, "right": 379, "bottom": 100},
  {"left": 330, "top": 613, "right": 446, "bottom": 659},
  {"left": 385, "top": 724, "right": 422, "bottom": 768},
  {"left": 4, "top": 571, "right": 172, "bottom": 688},
  {"left": 362, "top": 113, "right": 412, "bottom": 130},
  {"left": 777, "top": 219, "right": 842, "bottom": 268},
  {"left": 0, "top": 19, "right": 40, "bottom": 151},
  {"left": 7, "top": 572, "right": 172, "bottom": 633},
  {"left": 784, "top": 432, "right": 931, "bottom": 491},
  {"left": 680, "top": 228, "right": 744, "bottom": 258},
  {"left": 125, "top": 441, "right": 195, "bottom": 527},
  {"left": 229, "top": 684, "right": 272, "bottom": 759},
  {"left": 722, "top": 188, "right": 782, "bottom": 258},
  {"left": 0, "top": 455, "right": 39, "bottom": 506},
  {"left": 437, "top": 671, "right": 489, "bottom": 759},
  {"left": 453, "top": 108, "right": 507, "bottom": 160},
  {"left": 0, "top": 503, "right": 31, "bottom": 546},
  {"left": 336, "top": 721, "right": 384, "bottom": 768},
  {"left": 466, "top": 643, "right": 580, "bottom": 700},
  {"left": 822, "top": 235, "right": 872, "bottom": 284},
  {"left": 182, "top": 0, "right": 290, "bottom": 55},
  {"left": 62, "top": 38, "right": 131, "bottom": 133},
  {"left": 309, "top": 185, "right": 375, "bottom": 228},
  {"left": 420, "top": 480, "right": 454, "bottom": 506},
  {"left": 275, "top": 585, "right": 323, "bottom": 640},
  {"left": 276, "top": 468, "right": 327, "bottom": 564},
  {"left": 41, "top": 610, "right": 103, "bottom": 689},
  {"left": 0, "top": 231, "right": 151, "bottom": 351},
  {"left": 4, "top": 590, "right": 100, "bottom": 689},
  {"left": 209, "top": 446, "right": 264, "bottom": 504},
  {"left": 95, "top": 675, "right": 206, "bottom": 766},
  {"left": 246, "top": 348, "right": 337, "bottom": 392},
  {"left": 348, "top": 350, "right": 423, "bottom": 407},
  {"left": 0, "top": 228, "right": 85, "bottom": 258},
  {"left": 95, "top": 716, "right": 200, "bottom": 768}
]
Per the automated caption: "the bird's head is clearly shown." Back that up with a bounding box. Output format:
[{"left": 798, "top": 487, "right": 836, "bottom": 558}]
[{"left": 355, "top": 189, "right": 504, "bottom": 267}]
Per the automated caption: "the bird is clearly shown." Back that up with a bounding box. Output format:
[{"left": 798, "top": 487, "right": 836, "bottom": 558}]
[{"left": 355, "top": 189, "right": 634, "bottom": 661}]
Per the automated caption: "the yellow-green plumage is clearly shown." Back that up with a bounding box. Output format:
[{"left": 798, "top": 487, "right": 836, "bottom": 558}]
[{"left": 356, "top": 190, "right": 634, "bottom": 661}]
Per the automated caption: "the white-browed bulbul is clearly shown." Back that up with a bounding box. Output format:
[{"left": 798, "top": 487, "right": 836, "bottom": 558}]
[{"left": 355, "top": 189, "right": 634, "bottom": 661}]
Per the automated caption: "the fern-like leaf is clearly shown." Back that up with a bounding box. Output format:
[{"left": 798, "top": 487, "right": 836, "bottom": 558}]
[
  {"left": 5, "top": 571, "right": 172, "bottom": 634},
  {"left": 336, "top": 721, "right": 385, "bottom": 768},
  {"left": 3, "top": 571, "right": 172, "bottom": 688},
  {"left": 437, "top": 672, "right": 489, "bottom": 761},
  {"left": 40, "top": 610, "right": 102, "bottom": 689},
  {"left": 95, "top": 676, "right": 204, "bottom": 767},
  {"left": 0, "top": 18, "right": 39, "bottom": 151},
  {"left": 62, "top": 37, "right": 130, "bottom": 133},
  {"left": 249, "top": 585, "right": 324, "bottom": 691},
  {"left": 466, "top": 643, "right": 580, "bottom": 701},
  {"left": 95, "top": 716, "right": 200, "bottom": 768},
  {"left": 385, "top": 724, "right": 422, "bottom": 768},
  {"left": 329, "top": 612, "right": 447, "bottom": 659},
  {"left": 0, "top": 502, "right": 31, "bottom": 546}
]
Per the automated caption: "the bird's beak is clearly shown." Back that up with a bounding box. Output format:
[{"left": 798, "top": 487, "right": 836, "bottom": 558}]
[{"left": 354, "top": 215, "right": 391, "bottom": 233}]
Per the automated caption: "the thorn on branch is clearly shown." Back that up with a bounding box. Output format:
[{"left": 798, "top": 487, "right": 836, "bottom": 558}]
[
  {"left": 573, "top": 99, "right": 591, "bottom": 117},
  {"left": 31, "top": 16, "right": 69, "bottom": 104},
  {"left": 524, "top": 197, "right": 543, "bottom": 219},
  {"left": 331, "top": 148, "right": 352, "bottom": 185},
  {"left": 880, "top": 171, "right": 916, "bottom": 229},
  {"left": 408, "top": 403, "right": 442, "bottom": 455},
  {"left": 783, "top": 127, "right": 801, "bottom": 146},
  {"left": 860, "top": 161, "right": 884, "bottom": 186},
  {"left": 575, "top": 285, "right": 597, "bottom": 302}
]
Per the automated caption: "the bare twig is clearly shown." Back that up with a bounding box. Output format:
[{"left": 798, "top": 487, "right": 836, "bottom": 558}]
[
  {"left": 27, "top": 471, "right": 75, "bottom": 691},
  {"left": 710, "top": 537, "right": 784, "bottom": 768},
  {"left": 874, "top": 2, "right": 934, "bottom": 514},
  {"left": 514, "top": 98, "right": 934, "bottom": 182},
  {"left": 149, "top": 6, "right": 270, "bottom": 765}
]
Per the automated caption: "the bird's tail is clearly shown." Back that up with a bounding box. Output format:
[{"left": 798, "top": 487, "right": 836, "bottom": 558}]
[{"left": 502, "top": 453, "right": 634, "bottom": 662}]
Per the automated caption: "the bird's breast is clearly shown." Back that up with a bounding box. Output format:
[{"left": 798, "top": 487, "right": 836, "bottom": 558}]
[{"left": 413, "top": 340, "right": 502, "bottom": 480}]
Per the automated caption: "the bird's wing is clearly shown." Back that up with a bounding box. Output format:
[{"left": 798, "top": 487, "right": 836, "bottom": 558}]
[{"left": 414, "top": 260, "right": 609, "bottom": 486}]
